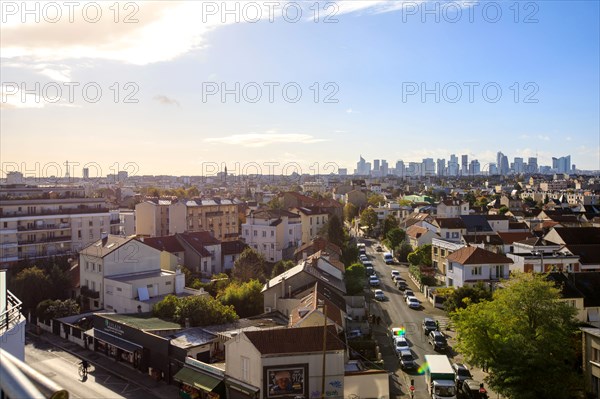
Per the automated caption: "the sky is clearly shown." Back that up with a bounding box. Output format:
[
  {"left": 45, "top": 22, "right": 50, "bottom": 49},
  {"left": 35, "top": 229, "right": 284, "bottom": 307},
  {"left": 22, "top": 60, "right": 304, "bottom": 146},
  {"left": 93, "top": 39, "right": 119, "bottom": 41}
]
[{"left": 1, "top": 0, "right": 599, "bottom": 178}]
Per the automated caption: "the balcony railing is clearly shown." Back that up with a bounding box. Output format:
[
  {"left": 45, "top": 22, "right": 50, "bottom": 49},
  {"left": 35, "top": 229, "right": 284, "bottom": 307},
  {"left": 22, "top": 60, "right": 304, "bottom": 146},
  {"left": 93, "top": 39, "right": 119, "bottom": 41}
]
[
  {"left": 0, "top": 348, "right": 69, "bottom": 399},
  {"left": 0, "top": 290, "right": 22, "bottom": 334},
  {"left": 18, "top": 236, "right": 72, "bottom": 245},
  {"left": 80, "top": 285, "right": 100, "bottom": 299},
  {"left": 17, "top": 224, "right": 71, "bottom": 232},
  {"left": 1, "top": 208, "right": 109, "bottom": 218}
]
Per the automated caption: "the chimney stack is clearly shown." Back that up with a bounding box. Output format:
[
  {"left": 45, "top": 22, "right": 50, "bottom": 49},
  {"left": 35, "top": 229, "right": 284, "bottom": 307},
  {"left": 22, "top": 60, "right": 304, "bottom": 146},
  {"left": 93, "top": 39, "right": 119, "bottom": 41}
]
[{"left": 101, "top": 231, "right": 108, "bottom": 245}]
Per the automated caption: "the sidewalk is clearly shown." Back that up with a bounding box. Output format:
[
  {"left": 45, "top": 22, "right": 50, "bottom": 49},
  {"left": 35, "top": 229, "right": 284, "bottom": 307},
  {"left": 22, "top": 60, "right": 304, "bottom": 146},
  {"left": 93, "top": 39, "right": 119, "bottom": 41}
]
[{"left": 27, "top": 326, "right": 179, "bottom": 398}]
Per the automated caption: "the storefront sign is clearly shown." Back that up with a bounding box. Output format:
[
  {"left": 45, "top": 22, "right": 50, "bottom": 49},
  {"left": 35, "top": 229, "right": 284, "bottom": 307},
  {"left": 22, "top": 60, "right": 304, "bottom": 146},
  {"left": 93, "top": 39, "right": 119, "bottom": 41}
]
[
  {"left": 264, "top": 364, "right": 308, "bottom": 399},
  {"left": 104, "top": 319, "right": 125, "bottom": 336},
  {"left": 185, "top": 357, "right": 225, "bottom": 377}
]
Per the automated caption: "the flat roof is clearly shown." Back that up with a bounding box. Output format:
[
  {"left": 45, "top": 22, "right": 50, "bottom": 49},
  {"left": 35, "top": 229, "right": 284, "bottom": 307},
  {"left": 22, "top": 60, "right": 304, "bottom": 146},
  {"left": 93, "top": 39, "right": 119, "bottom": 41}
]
[
  {"left": 106, "top": 270, "right": 174, "bottom": 282},
  {"left": 97, "top": 313, "right": 181, "bottom": 331}
]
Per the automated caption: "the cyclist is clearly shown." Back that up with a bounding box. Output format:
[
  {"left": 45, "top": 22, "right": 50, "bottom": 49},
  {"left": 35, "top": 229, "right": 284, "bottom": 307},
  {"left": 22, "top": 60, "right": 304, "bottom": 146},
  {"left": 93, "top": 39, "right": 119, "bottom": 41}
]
[{"left": 79, "top": 359, "right": 89, "bottom": 376}]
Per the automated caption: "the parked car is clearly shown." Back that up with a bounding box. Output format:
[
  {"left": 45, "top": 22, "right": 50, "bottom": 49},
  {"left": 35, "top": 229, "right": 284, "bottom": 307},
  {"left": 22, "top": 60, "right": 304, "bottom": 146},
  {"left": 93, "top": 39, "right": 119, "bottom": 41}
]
[
  {"left": 406, "top": 296, "right": 420, "bottom": 309},
  {"left": 459, "top": 379, "right": 488, "bottom": 399},
  {"left": 365, "top": 266, "right": 375, "bottom": 276},
  {"left": 392, "top": 275, "right": 405, "bottom": 284},
  {"left": 403, "top": 289, "right": 415, "bottom": 299},
  {"left": 391, "top": 270, "right": 400, "bottom": 278},
  {"left": 359, "top": 254, "right": 369, "bottom": 262},
  {"left": 453, "top": 363, "right": 473, "bottom": 389},
  {"left": 393, "top": 336, "right": 410, "bottom": 354},
  {"left": 397, "top": 281, "right": 408, "bottom": 291},
  {"left": 362, "top": 260, "right": 373, "bottom": 268},
  {"left": 422, "top": 317, "right": 438, "bottom": 335},
  {"left": 347, "top": 329, "right": 363, "bottom": 339},
  {"left": 428, "top": 330, "right": 448, "bottom": 351},
  {"left": 398, "top": 349, "right": 416, "bottom": 370},
  {"left": 383, "top": 252, "right": 394, "bottom": 264},
  {"left": 374, "top": 289, "right": 385, "bottom": 301},
  {"left": 369, "top": 276, "right": 380, "bottom": 286},
  {"left": 376, "top": 245, "right": 383, "bottom": 252}
]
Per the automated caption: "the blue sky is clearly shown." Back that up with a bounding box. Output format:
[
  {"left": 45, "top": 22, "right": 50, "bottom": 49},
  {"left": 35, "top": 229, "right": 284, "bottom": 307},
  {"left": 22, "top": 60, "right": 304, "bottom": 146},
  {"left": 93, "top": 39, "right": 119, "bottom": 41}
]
[{"left": 1, "top": 0, "right": 599, "bottom": 177}]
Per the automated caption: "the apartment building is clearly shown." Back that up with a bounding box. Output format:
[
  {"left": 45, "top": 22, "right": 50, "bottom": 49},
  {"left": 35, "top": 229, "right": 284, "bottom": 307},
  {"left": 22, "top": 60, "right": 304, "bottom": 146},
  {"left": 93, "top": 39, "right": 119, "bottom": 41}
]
[
  {"left": 242, "top": 209, "right": 302, "bottom": 262},
  {"left": 0, "top": 270, "right": 26, "bottom": 361},
  {"left": 1, "top": 195, "right": 112, "bottom": 267},
  {"left": 292, "top": 207, "right": 329, "bottom": 245},
  {"left": 135, "top": 198, "right": 239, "bottom": 242}
]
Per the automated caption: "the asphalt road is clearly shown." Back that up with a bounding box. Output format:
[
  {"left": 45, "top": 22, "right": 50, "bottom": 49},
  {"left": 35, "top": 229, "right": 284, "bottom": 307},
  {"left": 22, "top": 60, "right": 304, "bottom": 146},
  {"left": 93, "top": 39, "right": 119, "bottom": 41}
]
[
  {"left": 361, "top": 238, "right": 451, "bottom": 399},
  {"left": 25, "top": 335, "right": 151, "bottom": 399}
]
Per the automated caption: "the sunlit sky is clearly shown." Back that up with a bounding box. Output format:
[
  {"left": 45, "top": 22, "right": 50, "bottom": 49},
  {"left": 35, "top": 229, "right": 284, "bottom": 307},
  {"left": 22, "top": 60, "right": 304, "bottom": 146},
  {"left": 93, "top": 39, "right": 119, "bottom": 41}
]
[{"left": 1, "top": 0, "right": 599, "bottom": 178}]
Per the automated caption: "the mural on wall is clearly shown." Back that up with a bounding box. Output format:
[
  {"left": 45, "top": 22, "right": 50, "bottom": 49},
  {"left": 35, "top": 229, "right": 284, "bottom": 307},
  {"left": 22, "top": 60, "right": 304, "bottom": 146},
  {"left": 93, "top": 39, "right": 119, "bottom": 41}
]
[{"left": 264, "top": 364, "right": 308, "bottom": 398}]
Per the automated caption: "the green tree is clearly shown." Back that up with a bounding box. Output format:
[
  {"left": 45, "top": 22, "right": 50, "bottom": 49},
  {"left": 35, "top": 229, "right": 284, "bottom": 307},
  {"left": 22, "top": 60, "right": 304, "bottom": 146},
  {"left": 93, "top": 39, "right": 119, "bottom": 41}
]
[
  {"left": 451, "top": 273, "right": 579, "bottom": 399},
  {"left": 367, "top": 194, "right": 385, "bottom": 207},
  {"left": 152, "top": 294, "right": 179, "bottom": 319},
  {"left": 267, "top": 197, "right": 283, "bottom": 210},
  {"left": 443, "top": 283, "right": 492, "bottom": 313},
  {"left": 359, "top": 208, "right": 378, "bottom": 235},
  {"left": 343, "top": 203, "right": 358, "bottom": 223},
  {"left": 395, "top": 242, "right": 413, "bottom": 262},
  {"left": 49, "top": 264, "right": 71, "bottom": 300},
  {"left": 498, "top": 205, "right": 509, "bottom": 215},
  {"left": 153, "top": 295, "right": 239, "bottom": 326},
  {"left": 186, "top": 186, "right": 200, "bottom": 197},
  {"left": 271, "top": 260, "right": 295, "bottom": 278},
  {"left": 232, "top": 248, "right": 266, "bottom": 282},
  {"left": 325, "top": 215, "right": 344, "bottom": 247},
  {"left": 218, "top": 280, "right": 264, "bottom": 318},
  {"left": 382, "top": 215, "right": 398, "bottom": 237},
  {"left": 11, "top": 266, "right": 52, "bottom": 313},
  {"left": 407, "top": 244, "right": 432, "bottom": 267},
  {"left": 36, "top": 299, "right": 80, "bottom": 321},
  {"left": 386, "top": 228, "right": 406, "bottom": 249},
  {"left": 344, "top": 262, "right": 366, "bottom": 295}
]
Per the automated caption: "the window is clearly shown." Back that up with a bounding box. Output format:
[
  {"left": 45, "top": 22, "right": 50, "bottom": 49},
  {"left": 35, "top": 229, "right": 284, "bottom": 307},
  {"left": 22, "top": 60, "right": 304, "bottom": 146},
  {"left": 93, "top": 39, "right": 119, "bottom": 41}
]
[
  {"left": 446, "top": 232, "right": 450, "bottom": 238},
  {"left": 289, "top": 229, "right": 292, "bottom": 235},
  {"left": 271, "top": 243, "right": 274, "bottom": 249},
  {"left": 310, "top": 217, "right": 313, "bottom": 225},
  {"left": 92, "top": 264, "right": 95, "bottom": 272},
  {"left": 253, "top": 230, "right": 257, "bottom": 237},
  {"left": 98, "top": 264, "right": 102, "bottom": 273},
  {"left": 245, "top": 229, "right": 249, "bottom": 236},
  {"left": 441, "top": 249, "right": 446, "bottom": 256},
  {"left": 271, "top": 230, "right": 274, "bottom": 237},
  {"left": 241, "top": 356, "right": 249, "bottom": 381},
  {"left": 89, "top": 221, "right": 93, "bottom": 227},
  {"left": 116, "top": 287, "right": 122, "bottom": 292},
  {"left": 433, "top": 247, "right": 438, "bottom": 255},
  {"left": 203, "top": 261, "right": 208, "bottom": 272},
  {"left": 452, "top": 232, "right": 459, "bottom": 238},
  {"left": 262, "top": 231, "right": 266, "bottom": 238},
  {"left": 3, "top": 222, "right": 6, "bottom": 228},
  {"left": 448, "top": 262, "right": 453, "bottom": 272},
  {"left": 91, "top": 281, "right": 95, "bottom": 290},
  {"left": 494, "top": 265, "right": 504, "bottom": 278},
  {"left": 166, "top": 281, "right": 172, "bottom": 285},
  {"left": 592, "top": 347, "right": 600, "bottom": 363},
  {"left": 85, "top": 261, "right": 89, "bottom": 271},
  {"left": 78, "top": 230, "right": 82, "bottom": 239},
  {"left": 472, "top": 266, "right": 482, "bottom": 276}
]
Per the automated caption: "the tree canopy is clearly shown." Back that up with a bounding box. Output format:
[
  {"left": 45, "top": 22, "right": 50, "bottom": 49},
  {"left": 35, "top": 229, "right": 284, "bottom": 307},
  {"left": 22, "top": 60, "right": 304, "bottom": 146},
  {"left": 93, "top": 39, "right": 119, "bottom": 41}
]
[
  {"left": 344, "top": 262, "right": 366, "bottom": 295},
  {"left": 153, "top": 294, "right": 238, "bottom": 327},
  {"left": 359, "top": 208, "right": 378, "bottom": 234},
  {"left": 343, "top": 203, "right": 358, "bottom": 222},
  {"left": 442, "top": 283, "right": 492, "bottom": 313},
  {"left": 385, "top": 228, "right": 406, "bottom": 250},
  {"left": 232, "top": 248, "right": 267, "bottom": 282},
  {"left": 451, "top": 273, "right": 579, "bottom": 399},
  {"left": 218, "top": 279, "right": 264, "bottom": 318},
  {"left": 407, "top": 244, "right": 432, "bottom": 267}
]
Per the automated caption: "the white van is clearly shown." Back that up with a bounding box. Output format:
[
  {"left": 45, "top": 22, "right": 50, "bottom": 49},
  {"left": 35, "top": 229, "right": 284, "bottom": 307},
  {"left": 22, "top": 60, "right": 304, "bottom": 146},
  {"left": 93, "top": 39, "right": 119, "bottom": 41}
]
[{"left": 383, "top": 252, "right": 394, "bottom": 264}]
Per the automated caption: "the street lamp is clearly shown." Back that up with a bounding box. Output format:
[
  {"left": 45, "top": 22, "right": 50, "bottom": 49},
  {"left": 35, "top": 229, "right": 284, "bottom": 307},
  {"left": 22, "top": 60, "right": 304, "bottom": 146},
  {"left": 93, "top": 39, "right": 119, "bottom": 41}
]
[{"left": 532, "top": 250, "right": 544, "bottom": 273}]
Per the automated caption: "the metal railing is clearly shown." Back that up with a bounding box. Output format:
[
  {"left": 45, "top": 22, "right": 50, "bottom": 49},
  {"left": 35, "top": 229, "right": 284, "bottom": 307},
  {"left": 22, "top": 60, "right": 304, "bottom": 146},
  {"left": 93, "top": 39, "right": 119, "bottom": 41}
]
[
  {"left": 0, "top": 347, "right": 69, "bottom": 399},
  {"left": 0, "top": 290, "right": 23, "bottom": 334}
]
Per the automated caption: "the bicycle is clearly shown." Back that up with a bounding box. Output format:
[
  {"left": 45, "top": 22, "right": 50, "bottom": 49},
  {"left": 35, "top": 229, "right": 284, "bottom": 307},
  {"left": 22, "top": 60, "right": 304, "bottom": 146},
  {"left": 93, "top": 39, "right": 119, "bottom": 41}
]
[{"left": 78, "top": 364, "right": 87, "bottom": 378}]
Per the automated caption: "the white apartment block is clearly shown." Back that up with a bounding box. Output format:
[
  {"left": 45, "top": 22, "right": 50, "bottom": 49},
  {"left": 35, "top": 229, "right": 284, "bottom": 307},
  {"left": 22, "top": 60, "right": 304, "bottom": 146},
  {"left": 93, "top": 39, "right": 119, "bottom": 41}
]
[
  {"left": 1, "top": 197, "right": 112, "bottom": 267},
  {"left": 242, "top": 209, "right": 302, "bottom": 262},
  {"left": 292, "top": 207, "right": 329, "bottom": 245}
]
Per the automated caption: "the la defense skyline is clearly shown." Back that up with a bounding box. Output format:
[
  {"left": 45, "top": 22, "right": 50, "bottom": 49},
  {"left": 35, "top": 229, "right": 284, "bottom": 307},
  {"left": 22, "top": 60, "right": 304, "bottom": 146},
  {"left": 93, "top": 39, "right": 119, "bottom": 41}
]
[{"left": 353, "top": 152, "right": 576, "bottom": 177}]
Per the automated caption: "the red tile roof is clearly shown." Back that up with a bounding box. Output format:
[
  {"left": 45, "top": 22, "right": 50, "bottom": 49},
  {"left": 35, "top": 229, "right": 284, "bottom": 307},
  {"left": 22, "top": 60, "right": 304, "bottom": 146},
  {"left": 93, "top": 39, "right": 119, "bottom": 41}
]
[
  {"left": 497, "top": 231, "right": 535, "bottom": 245},
  {"left": 446, "top": 246, "right": 513, "bottom": 265},
  {"left": 143, "top": 235, "right": 185, "bottom": 253}
]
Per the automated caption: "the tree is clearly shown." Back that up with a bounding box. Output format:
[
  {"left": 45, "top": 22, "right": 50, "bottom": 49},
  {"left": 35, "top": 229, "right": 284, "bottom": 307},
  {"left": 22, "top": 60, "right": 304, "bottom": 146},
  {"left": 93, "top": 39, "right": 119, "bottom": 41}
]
[
  {"left": 343, "top": 203, "right": 358, "bottom": 223},
  {"left": 11, "top": 266, "right": 52, "bottom": 313},
  {"left": 359, "top": 208, "right": 377, "bottom": 235},
  {"left": 154, "top": 295, "right": 239, "bottom": 327},
  {"left": 232, "top": 248, "right": 266, "bottom": 282},
  {"left": 498, "top": 205, "right": 509, "bottom": 215},
  {"left": 326, "top": 215, "right": 344, "bottom": 247},
  {"left": 36, "top": 299, "right": 79, "bottom": 321},
  {"left": 442, "top": 283, "right": 492, "bottom": 313},
  {"left": 451, "top": 273, "right": 579, "bottom": 399},
  {"left": 382, "top": 215, "right": 398, "bottom": 237},
  {"left": 407, "top": 244, "right": 432, "bottom": 267},
  {"left": 367, "top": 194, "right": 385, "bottom": 207},
  {"left": 267, "top": 197, "right": 283, "bottom": 210},
  {"left": 395, "top": 242, "right": 413, "bottom": 262},
  {"left": 344, "top": 262, "right": 366, "bottom": 295},
  {"left": 386, "top": 228, "right": 406, "bottom": 249},
  {"left": 271, "top": 260, "right": 295, "bottom": 278},
  {"left": 218, "top": 280, "right": 264, "bottom": 318},
  {"left": 153, "top": 294, "right": 179, "bottom": 320}
]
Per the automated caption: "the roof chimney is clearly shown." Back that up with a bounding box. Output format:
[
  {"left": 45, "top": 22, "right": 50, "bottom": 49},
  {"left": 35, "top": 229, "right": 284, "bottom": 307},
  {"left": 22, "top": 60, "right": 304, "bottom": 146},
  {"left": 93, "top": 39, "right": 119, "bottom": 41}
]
[{"left": 101, "top": 231, "right": 108, "bottom": 245}]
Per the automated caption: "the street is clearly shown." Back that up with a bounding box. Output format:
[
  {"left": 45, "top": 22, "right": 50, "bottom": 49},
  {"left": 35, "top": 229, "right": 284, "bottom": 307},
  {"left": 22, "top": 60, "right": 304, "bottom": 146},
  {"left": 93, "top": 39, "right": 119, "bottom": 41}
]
[
  {"left": 361, "top": 238, "right": 450, "bottom": 399},
  {"left": 25, "top": 334, "right": 154, "bottom": 399}
]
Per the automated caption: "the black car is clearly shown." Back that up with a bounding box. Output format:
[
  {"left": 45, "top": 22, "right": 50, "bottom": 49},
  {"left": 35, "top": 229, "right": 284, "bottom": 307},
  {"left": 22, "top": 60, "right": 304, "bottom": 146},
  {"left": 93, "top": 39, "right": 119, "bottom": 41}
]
[
  {"left": 459, "top": 379, "right": 488, "bottom": 399},
  {"left": 452, "top": 363, "right": 472, "bottom": 389},
  {"left": 398, "top": 349, "right": 416, "bottom": 370},
  {"left": 428, "top": 330, "right": 448, "bottom": 351},
  {"left": 422, "top": 317, "right": 438, "bottom": 335}
]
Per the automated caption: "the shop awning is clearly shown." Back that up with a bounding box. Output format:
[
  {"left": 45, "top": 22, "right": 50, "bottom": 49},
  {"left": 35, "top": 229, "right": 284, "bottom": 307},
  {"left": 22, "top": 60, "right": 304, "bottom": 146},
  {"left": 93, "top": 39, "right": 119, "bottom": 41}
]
[
  {"left": 174, "top": 367, "right": 223, "bottom": 392},
  {"left": 94, "top": 330, "right": 142, "bottom": 353},
  {"left": 226, "top": 379, "right": 260, "bottom": 396}
]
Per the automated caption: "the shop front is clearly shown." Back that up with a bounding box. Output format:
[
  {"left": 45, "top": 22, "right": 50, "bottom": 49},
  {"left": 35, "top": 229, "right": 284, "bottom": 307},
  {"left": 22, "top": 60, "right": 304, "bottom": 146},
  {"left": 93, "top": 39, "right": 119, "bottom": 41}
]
[
  {"left": 225, "top": 378, "right": 260, "bottom": 399},
  {"left": 93, "top": 329, "right": 142, "bottom": 368},
  {"left": 174, "top": 358, "right": 226, "bottom": 399}
]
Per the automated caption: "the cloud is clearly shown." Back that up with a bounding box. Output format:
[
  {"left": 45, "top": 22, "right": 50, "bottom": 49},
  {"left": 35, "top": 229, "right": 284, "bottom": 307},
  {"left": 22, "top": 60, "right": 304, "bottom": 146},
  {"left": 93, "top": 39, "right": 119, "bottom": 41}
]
[
  {"left": 204, "top": 132, "right": 329, "bottom": 147},
  {"left": 536, "top": 134, "right": 550, "bottom": 141},
  {"left": 1, "top": 85, "right": 45, "bottom": 109},
  {"left": 154, "top": 95, "right": 180, "bottom": 107}
]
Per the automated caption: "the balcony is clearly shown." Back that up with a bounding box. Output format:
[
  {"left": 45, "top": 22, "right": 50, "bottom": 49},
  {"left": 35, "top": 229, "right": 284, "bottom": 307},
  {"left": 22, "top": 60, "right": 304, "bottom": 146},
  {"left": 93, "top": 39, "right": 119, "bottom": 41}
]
[
  {"left": 110, "top": 219, "right": 121, "bottom": 225},
  {"left": 18, "top": 236, "right": 72, "bottom": 245},
  {"left": 17, "top": 223, "right": 71, "bottom": 232},
  {"left": 0, "top": 290, "right": 23, "bottom": 335},
  {"left": 1, "top": 207, "right": 109, "bottom": 218},
  {"left": 81, "top": 285, "right": 100, "bottom": 299}
]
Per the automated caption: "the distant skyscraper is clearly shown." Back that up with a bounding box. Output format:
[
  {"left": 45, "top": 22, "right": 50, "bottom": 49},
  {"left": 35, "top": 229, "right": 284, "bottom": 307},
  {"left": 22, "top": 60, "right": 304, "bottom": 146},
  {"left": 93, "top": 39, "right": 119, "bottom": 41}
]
[
  {"left": 395, "top": 160, "right": 405, "bottom": 177},
  {"left": 373, "top": 159, "right": 380, "bottom": 172},
  {"left": 461, "top": 155, "right": 468, "bottom": 176},
  {"left": 497, "top": 152, "right": 509, "bottom": 175},
  {"left": 552, "top": 155, "right": 571, "bottom": 173},
  {"left": 513, "top": 157, "right": 524, "bottom": 174},
  {"left": 528, "top": 157, "right": 538, "bottom": 173},
  {"left": 338, "top": 168, "right": 347, "bottom": 176},
  {"left": 448, "top": 154, "right": 459, "bottom": 176},
  {"left": 423, "top": 158, "right": 435, "bottom": 176},
  {"left": 437, "top": 159, "right": 446, "bottom": 176},
  {"left": 355, "top": 155, "right": 370, "bottom": 175},
  {"left": 381, "top": 160, "right": 388, "bottom": 176},
  {"left": 489, "top": 163, "right": 498, "bottom": 175},
  {"left": 469, "top": 160, "right": 480, "bottom": 175},
  {"left": 82, "top": 167, "right": 89, "bottom": 179}
]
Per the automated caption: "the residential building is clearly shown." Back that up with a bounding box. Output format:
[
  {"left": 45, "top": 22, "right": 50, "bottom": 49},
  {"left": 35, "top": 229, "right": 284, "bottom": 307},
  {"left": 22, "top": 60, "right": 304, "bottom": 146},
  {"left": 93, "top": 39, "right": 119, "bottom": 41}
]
[
  {"left": 544, "top": 227, "right": 600, "bottom": 272},
  {"left": 224, "top": 326, "right": 346, "bottom": 399},
  {"left": 293, "top": 207, "right": 329, "bottom": 245},
  {"left": 430, "top": 218, "right": 467, "bottom": 242},
  {"left": 436, "top": 199, "right": 469, "bottom": 218},
  {"left": 406, "top": 225, "right": 438, "bottom": 248},
  {"left": 445, "top": 246, "right": 512, "bottom": 288},
  {"left": 344, "top": 190, "right": 368, "bottom": 209},
  {"left": 581, "top": 327, "right": 600, "bottom": 398},
  {"left": 135, "top": 199, "right": 186, "bottom": 237},
  {"left": 1, "top": 195, "right": 112, "bottom": 267},
  {"left": 242, "top": 209, "right": 302, "bottom": 262},
  {"left": 431, "top": 237, "right": 465, "bottom": 284},
  {"left": 0, "top": 270, "right": 26, "bottom": 361},
  {"left": 507, "top": 237, "right": 580, "bottom": 273}
]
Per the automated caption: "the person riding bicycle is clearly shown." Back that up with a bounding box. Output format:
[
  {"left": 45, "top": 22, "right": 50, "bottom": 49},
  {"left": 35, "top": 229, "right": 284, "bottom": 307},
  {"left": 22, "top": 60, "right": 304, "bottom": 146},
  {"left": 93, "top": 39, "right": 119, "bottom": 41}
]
[{"left": 79, "top": 359, "right": 89, "bottom": 375}]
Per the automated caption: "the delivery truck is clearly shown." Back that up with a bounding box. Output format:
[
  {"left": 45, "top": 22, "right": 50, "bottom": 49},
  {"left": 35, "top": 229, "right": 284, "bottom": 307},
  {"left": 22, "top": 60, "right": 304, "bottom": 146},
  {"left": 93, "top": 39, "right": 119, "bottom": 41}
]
[{"left": 424, "top": 354, "right": 457, "bottom": 399}]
